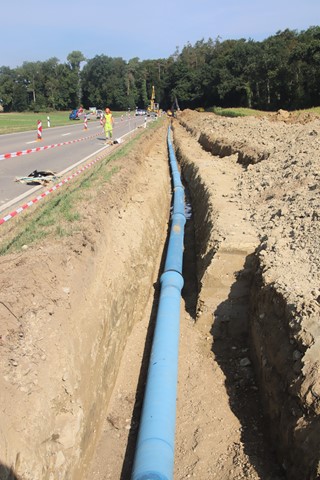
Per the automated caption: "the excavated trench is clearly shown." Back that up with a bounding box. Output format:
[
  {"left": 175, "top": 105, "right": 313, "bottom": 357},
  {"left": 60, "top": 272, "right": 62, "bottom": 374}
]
[
  {"left": 84, "top": 122, "right": 286, "bottom": 479},
  {"left": 1, "top": 118, "right": 319, "bottom": 479},
  {"left": 172, "top": 123, "right": 285, "bottom": 480}
]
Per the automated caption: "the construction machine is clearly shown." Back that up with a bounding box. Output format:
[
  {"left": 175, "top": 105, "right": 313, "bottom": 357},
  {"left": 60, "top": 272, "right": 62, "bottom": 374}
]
[{"left": 147, "top": 85, "right": 159, "bottom": 115}]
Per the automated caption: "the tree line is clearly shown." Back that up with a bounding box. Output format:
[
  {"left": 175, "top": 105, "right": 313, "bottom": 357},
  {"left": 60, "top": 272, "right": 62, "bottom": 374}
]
[{"left": 0, "top": 26, "right": 319, "bottom": 113}]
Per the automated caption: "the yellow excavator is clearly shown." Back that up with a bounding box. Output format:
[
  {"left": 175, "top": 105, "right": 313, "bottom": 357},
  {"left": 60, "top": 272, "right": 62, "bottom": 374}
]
[{"left": 147, "top": 85, "right": 159, "bottom": 115}]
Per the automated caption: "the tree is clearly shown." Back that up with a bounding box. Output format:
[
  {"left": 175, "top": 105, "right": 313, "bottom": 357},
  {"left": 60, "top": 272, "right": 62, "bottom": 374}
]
[
  {"left": 289, "top": 26, "right": 320, "bottom": 108},
  {"left": 41, "top": 57, "right": 60, "bottom": 110},
  {"left": 18, "top": 61, "right": 44, "bottom": 110},
  {"left": 81, "top": 55, "right": 128, "bottom": 110},
  {"left": 1, "top": 28, "right": 319, "bottom": 113},
  {"left": 0, "top": 67, "right": 16, "bottom": 111},
  {"left": 67, "top": 50, "right": 86, "bottom": 107}
]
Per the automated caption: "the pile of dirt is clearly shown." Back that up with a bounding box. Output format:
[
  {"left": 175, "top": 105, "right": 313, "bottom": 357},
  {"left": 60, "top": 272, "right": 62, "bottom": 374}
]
[
  {"left": 176, "top": 109, "right": 320, "bottom": 479},
  {"left": 266, "top": 109, "right": 320, "bottom": 124}
]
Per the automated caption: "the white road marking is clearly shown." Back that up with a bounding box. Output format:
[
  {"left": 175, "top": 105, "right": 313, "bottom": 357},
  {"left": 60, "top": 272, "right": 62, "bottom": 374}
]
[
  {"left": 62, "top": 133, "right": 71, "bottom": 136},
  {"left": 26, "top": 140, "right": 37, "bottom": 144}
]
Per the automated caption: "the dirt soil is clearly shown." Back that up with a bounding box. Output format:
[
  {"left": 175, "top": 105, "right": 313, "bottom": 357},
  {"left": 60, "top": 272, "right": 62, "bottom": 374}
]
[{"left": 0, "top": 110, "right": 320, "bottom": 480}]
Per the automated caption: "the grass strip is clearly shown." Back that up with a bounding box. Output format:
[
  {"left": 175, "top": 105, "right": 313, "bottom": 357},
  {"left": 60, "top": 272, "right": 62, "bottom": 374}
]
[{"left": 0, "top": 111, "right": 125, "bottom": 135}]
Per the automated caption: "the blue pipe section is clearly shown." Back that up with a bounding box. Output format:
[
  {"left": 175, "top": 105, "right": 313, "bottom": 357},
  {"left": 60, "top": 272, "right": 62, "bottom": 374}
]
[
  {"left": 173, "top": 186, "right": 185, "bottom": 217},
  {"left": 164, "top": 212, "right": 185, "bottom": 275},
  {"left": 131, "top": 126, "right": 186, "bottom": 480}
]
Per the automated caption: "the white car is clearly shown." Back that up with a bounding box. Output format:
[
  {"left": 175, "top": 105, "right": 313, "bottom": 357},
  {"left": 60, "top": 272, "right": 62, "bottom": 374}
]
[{"left": 135, "top": 109, "right": 147, "bottom": 116}]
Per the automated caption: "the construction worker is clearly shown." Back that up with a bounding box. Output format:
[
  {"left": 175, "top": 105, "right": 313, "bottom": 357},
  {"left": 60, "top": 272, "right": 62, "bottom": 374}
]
[{"left": 103, "top": 107, "right": 114, "bottom": 145}]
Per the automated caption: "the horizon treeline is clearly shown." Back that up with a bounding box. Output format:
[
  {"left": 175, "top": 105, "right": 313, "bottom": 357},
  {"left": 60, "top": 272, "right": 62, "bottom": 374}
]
[{"left": 0, "top": 26, "right": 319, "bottom": 113}]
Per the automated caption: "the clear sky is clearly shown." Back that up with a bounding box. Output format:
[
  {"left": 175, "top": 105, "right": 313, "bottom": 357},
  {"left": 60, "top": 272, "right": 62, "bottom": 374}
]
[{"left": 1, "top": 0, "right": 319, "bottom": 68}]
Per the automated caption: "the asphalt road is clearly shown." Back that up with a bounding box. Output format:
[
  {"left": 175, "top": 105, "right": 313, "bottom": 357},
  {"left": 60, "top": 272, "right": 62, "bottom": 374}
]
[{"left": 0, "top": 115, "right": 145, "bottom": 212}]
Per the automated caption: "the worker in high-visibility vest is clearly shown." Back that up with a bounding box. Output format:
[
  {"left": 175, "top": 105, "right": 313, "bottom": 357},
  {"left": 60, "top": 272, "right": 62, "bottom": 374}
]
[{"left": 103, "top": 107, "right": 114, "bottom": 145}]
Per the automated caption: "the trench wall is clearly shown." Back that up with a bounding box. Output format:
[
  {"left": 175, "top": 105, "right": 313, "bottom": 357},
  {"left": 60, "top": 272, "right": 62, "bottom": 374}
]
[
  {"left": 178, "top": 118, "right": 270, "bottom": 166},
  {"left": 59, "top": 132, "right": 171, "bottom": 480},
  {"left": 249, "top": 257, "right": 320, "bottom": 480}
]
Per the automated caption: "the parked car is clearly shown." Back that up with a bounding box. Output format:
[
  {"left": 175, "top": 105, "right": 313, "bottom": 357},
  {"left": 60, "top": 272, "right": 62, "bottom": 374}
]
[
  {"left": 69, "top": 109, "right": 80, "bottom": 120},
  {"left": 96, "top": 109, "right": 103, "bottom": 119},
  {"left": 135, "top": 109, "right": 147, "bottom": 116}
]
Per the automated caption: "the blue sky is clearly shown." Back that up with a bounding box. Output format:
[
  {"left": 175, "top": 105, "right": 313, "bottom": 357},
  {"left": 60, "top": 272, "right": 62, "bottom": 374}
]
[{"left": 2, "top": 0, "right": 319, "bottom": 68}]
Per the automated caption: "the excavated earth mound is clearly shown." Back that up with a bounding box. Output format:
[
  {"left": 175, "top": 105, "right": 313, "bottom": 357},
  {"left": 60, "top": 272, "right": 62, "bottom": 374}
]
[{"left": 176, "top": 110, "right": 320, "bottom": 480}]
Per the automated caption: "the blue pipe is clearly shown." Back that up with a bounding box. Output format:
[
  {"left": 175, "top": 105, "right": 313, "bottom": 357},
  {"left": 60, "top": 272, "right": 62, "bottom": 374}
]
[
  {"left": 173, "top": 186, "right": 185, "bottom": 217},
  {"left": 131, "top": 127, "right": 186, "bottom": 480},
  {"left": 164, "top": 212, "right": 186, "bottom": 274}
]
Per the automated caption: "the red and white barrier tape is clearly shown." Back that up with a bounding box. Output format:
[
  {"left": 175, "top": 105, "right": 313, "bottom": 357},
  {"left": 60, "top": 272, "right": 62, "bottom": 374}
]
[
  {"left": 0, "top": 132, "right": 100, "bottom": 160},
  {"left": 0, "top": 149, "right": 108, "bottom": 226}
]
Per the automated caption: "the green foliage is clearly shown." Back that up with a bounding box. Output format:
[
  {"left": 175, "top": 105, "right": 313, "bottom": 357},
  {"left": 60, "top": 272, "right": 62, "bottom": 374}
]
[
  {"left": 81, "top": 55, "right": 128, "bottom": 110},
  {"left": 0, "top": 27, "right": 320, "bottom": 113}
]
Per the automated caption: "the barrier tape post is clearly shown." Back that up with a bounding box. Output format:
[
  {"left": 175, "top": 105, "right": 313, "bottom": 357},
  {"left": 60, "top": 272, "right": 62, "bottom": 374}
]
[
  {"left": 37, "top": 120, "right": 42, "bottom": 141},
  {"left": 83, "top": 114, "right": 88, "bottom": 130}
]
